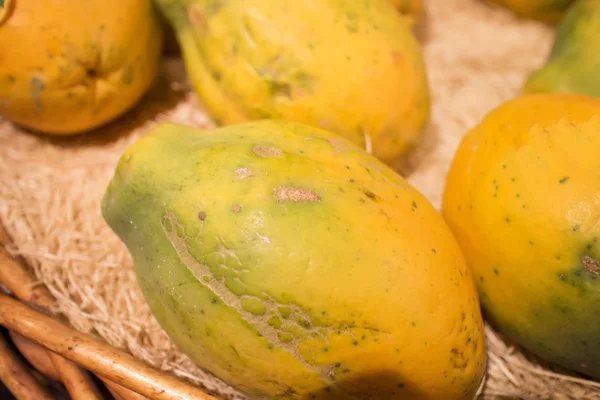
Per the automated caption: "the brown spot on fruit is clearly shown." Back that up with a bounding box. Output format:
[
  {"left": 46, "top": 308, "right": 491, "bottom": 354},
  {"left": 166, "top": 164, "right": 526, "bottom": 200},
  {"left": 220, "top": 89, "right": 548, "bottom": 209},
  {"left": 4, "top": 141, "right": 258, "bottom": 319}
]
[
  {"left": 253, "top": 145, "right": 283, "bottom": 158},
  {"left": 235, "top": 168, "right": 253, "bottom": 179},
  {"left": 391, "top": 50, "right": 403, "bottom": 65},
  {"left": 581, "top": 256, "right": 600, "bottom": 276},
  {"left": 327, "top": 136, "right": 348, "bottom": 154},
  {"left": 274, "top": 187, "right": 320, "bottom": 203},
  {"left": 232, "top": 205, "right": 241, "bottom": 213},
  {"left": 198, "top": 211, "right": 207, "bottom": 221},
  {"left": 362, "top": 189, "right": 378, "bottom": 202}
]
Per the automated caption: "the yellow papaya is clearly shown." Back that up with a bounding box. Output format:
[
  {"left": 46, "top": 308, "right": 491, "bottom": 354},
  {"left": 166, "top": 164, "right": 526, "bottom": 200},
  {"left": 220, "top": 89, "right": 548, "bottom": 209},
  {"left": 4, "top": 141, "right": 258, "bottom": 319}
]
[
  {"left": 486, "top": 0, "right": 575, "bottom": 23},
  {"left": 155, "top": 0, "right": 430, "bottom": 166},
  {"left": 442, "top": 93, "right": 600, "bottom": 379},
  {"left": 102, "top": 120, "right": 486, "bottom": 400},
  {"left": 0, "top": 0, "right": 164, "bottom": 135},
  {"left": 524, "top": 0, "right": 600, "bottom": 98}
]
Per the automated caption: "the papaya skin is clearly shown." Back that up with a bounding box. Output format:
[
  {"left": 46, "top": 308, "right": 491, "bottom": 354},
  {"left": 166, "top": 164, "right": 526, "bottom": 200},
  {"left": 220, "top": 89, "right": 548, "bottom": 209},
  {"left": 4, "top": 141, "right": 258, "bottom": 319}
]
[
  {"left": 0, "top": 0, "right": 164, "bottom": 135},
  {"left": 390, "top": 0, "right": 424, "bottom": 18},
  {"left": 442, "top": 93, "right": 600, "bottom": 380},
  {"left": 102, "top": 120, "right": 486, "bottom": 400},
  {"left": 154, "top": 0, "right": 430, "bottom": 166},
  {"left": 524, "top": 0, "right": 600, "bottom": 98},
  {"left": 486, "top": 0, "right": 575, "bottom": 23},
  {"left": 389, "top": 0, "right": 425, "bottom": 28}
]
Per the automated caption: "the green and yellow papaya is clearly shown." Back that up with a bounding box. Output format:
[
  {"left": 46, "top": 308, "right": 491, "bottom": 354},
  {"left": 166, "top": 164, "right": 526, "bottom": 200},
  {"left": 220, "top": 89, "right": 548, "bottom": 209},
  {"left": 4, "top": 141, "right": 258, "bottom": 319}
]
[
  {"left": 154, "top": 0, "right": 430, "bottom": 166},
  {"left": 524, "top": 0, "right": 600, "bottom": 98},
  {"left": 486, "top": 0, "right": 575, "bottom": 23},
  {"left": 102, "top": 120, "right": 486, "bottom": 400},
  {"left": 443, "top": 93, "right": 600, "bottom": 380}
]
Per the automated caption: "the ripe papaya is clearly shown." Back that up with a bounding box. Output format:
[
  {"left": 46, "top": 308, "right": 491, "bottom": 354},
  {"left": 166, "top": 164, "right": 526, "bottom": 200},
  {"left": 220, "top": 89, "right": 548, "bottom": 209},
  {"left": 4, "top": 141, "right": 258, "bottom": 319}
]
[
  {"left": 0, "top": 0, "right": 163, "bottom": 135},
  {"left": 102, "top": 120, "right": 486, "bottom": 400},
  {"left": 154, "top": 0, "right": 430, "bottom": 166},
  {"left": 486, "top": 0, "right": 575, "bottom": 23},
  {"left": 443, "top": 93, "right": 600, "bottom": 380},
  {"left": 524, "top": 0, "right": 600, "bottom": 98}
]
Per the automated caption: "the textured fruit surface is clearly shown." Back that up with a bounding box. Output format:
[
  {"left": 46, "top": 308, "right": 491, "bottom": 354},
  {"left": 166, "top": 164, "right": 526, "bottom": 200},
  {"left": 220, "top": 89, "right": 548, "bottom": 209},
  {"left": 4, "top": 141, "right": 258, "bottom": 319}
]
[
  {"left": 155, "top": 0, "right": 430, "bottom": 166},
  {"left": 0, "top": 0, "right": 163, "bottom": 135},
  {"left": 102, "top": 120, "right": 486, "bottom": 400},
  {"left": 443, "top": 93, "right": 600, "bottom": 380},
  {"left": 524, "top": 0, "right": 600, "bottom": 98},
  {"left": 486, "top": 0, "right": 575, "bottom": 23}
]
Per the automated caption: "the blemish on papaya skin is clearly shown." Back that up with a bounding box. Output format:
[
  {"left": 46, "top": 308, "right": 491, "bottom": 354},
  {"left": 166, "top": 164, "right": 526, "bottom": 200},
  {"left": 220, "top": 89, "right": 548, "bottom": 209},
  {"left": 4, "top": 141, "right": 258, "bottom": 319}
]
[
  {"left": 31, "top": 76, "right": 45, "bottom": 112},
  {"left": 253, "top": 145, "right": 282, "bottom": 158},
  {"left": 198, "top": 211, "right": 207, "bottom": 221},
  {"left": 161, "top": 211, "right": 388, "bottom": 384},
  {"left": 235, "top": 168, "right": 253, "bottom": 179},
  {"left": 232, "top": 205, "right": 241, "bottom": 213},
  {"left": 326, "top": 136, "right": 348, "bottom": 155},
  {"left": 266, "top": 79, "right": 291, "bottom": 100},
  {"left": 121, "top": 64, "right": 134, "bottom": 85},
  {"left": 346, "top": 23, "right": 358, "bottom": 33},
  {"left": 362, "top": 189, "right": 378, "bottom": 202},
  {"left": 391, "top": 50, "right": 403, "bottom": 65},
  {"left": 230, "top": 345, "right": 240, "bottom": 358},
  {"left": 273, "top": 187, "right": 320, "bottom": 203},
  {"left": 581, "top": 256, "right": 600, "bottom": 276},
  {"left": 559, "top": 176, "right": 570, "bottom": 184},
  {"left": 256, "top": 232, "right": 271, "bottom": 244}
]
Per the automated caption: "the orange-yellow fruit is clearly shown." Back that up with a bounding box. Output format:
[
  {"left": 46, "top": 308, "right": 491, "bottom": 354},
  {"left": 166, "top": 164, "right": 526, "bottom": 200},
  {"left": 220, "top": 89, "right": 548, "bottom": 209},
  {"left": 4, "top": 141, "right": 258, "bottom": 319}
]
[
  {"left": 155, "top": 0, "right": 430, "bottom": 166},
  {"left": 443, "top": 93, "right": 600, "bottom": 379},
  {"left": 0, "top": 0, "right": 163, "bottom": 135}
]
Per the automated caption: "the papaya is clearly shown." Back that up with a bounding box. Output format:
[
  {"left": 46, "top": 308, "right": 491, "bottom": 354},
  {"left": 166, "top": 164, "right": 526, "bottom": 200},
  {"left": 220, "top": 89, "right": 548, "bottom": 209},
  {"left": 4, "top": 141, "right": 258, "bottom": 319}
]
[
  {"left": 485, "top": 0, "right": 575, "bottom": 23},
  {"left": 524, "top": 0, "right": 600, "bottom": 98},
  {"left": 102, "top": 120, "right": 486, "bottom": 400},
  {"left": 442, "top": 93, "right": 600, "bottom": 380},
  {"left": 154, "top": 0, "right": 430, "bottom": 166},
  {"left": 0, "top": 0, "right": 163, "bottom": 135}
]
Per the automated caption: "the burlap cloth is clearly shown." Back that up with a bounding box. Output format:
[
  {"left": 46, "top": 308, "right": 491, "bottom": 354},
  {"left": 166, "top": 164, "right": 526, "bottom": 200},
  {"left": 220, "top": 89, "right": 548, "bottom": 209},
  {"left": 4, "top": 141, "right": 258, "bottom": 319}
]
[{"left": 1, "top": 1, "right": 599, "bottom": 399}]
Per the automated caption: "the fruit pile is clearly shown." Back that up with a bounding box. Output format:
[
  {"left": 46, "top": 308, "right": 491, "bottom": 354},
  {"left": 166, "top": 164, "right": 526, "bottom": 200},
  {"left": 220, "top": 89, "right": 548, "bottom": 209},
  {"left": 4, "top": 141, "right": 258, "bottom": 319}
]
[{"left": 1, "top": 1, "right": 599, "bottom": 399}]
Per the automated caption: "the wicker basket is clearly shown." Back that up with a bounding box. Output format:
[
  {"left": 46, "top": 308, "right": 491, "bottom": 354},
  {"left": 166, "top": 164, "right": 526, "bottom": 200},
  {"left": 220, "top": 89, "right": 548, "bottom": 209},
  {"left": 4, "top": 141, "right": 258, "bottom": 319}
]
[{"left": 1, "top": 1, "right": 599, "bottom": 399}]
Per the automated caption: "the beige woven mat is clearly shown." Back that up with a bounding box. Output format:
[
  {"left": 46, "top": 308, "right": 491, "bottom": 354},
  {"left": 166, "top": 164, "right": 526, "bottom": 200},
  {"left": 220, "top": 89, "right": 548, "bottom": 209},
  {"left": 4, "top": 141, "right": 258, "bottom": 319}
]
[{"left": 1, "top": 0, "right": 600, "bottom": 399}]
